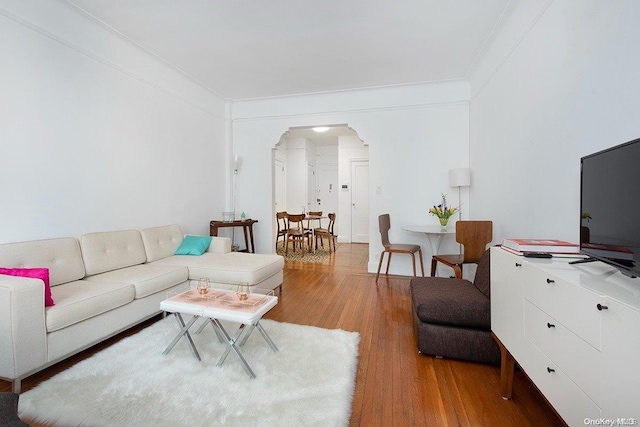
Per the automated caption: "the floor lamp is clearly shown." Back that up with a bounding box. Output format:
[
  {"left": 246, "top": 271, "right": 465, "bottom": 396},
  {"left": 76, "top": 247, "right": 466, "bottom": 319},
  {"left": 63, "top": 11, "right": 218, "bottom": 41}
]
[
  {"left": 448, "top": 168, "right": 471, "bottom": 221},
  {"left": 231, "top": 155, "right": 242, "bottom": 250}
]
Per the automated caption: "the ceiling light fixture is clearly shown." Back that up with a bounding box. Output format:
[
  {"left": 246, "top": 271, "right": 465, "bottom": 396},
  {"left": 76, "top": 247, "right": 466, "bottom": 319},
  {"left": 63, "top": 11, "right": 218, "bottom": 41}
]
[{"left": 312, "top": 127, "right": 330, "bottom": 133}]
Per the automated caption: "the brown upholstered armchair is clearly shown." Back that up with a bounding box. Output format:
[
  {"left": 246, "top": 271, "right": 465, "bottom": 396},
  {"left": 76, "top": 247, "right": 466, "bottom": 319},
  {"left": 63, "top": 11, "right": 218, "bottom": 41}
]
[{"left": 410, "top": 248, "right": 500, "bottom": 364}]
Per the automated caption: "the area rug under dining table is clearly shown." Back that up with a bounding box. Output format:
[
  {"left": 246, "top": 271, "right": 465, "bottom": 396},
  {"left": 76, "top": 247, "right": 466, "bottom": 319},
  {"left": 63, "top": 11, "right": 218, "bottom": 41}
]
[
  {"left": 276, "top": 244, "right": 339, "bottom": 263},
  {"left": 19, "top": 316, "right": 360, "bottom": 427}
]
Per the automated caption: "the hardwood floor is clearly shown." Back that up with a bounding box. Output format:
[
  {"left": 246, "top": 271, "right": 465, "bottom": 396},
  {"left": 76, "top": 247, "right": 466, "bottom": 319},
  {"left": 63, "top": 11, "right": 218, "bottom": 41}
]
[{"left": 3, "top": 243, "right": 565, "bottom": 426}]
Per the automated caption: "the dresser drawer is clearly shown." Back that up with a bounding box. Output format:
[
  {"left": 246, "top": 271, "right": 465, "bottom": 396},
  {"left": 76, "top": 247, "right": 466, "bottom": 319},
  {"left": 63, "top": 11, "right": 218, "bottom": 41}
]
[
  {"left": 521, "top": 343, "right": 601, "bottom": 427},
  {"left": 525, "top": 300, "right": 601, "bottom": 405},
  {"left": 524, "top": 266, "right": 601, "bottom": 349}
]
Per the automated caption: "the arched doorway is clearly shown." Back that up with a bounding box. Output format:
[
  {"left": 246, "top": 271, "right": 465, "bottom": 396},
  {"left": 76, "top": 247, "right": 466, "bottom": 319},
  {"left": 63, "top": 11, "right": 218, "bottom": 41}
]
[{"left": 273, "top": 124, "right": 369, "bottom": 247}]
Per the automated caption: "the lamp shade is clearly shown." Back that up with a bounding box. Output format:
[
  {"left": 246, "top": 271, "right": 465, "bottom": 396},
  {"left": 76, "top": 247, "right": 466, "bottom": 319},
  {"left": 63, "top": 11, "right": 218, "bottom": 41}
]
[{"left": 449, "top": 168, "right": 471, "bottom": 187}]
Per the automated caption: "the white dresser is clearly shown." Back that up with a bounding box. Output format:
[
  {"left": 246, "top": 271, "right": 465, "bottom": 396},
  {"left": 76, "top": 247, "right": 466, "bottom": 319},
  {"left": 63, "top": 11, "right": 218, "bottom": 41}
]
[{"left": 491, "top": 247, "right": 640, "bottom": 426}]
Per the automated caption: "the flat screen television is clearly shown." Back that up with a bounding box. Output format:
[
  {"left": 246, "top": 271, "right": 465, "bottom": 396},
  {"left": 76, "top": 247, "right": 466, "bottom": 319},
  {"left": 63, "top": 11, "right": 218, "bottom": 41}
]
[{"left": 579, "top": 137, "right": 640, "bottom": 278}]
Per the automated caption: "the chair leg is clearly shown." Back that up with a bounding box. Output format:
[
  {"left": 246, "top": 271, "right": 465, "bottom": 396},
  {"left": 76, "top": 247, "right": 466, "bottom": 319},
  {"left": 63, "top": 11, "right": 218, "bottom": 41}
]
[
  {"left": 385, "top": 252, "right": 392, "bottom": 275},
  {"left": 430, "top": 257, "right": 438, "bottom": 277},
  {"left": 410, "top": 253, "right": 417, "bottom": 277},
  {"left": 418, "top": 249, "right": 425, "bottom": 277},
  {"left": 375, "top": 252, "right": 386, "bottom": 283},
  {"left": 453, "top": 265, "right": 462, "bottom": 279}
]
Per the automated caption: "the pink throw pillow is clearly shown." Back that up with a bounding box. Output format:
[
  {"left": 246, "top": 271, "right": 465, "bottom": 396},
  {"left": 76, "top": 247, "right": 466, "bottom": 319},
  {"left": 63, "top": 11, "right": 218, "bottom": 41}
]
[{"left": 0, "top": 267, "right": 55, "bottom": 306}]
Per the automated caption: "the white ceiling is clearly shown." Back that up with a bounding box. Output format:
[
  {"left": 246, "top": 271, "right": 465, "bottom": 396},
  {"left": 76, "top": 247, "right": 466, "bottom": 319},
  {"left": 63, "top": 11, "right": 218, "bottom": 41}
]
[{"left": 67, "top": 0, "right": 510, "bottom": 101}]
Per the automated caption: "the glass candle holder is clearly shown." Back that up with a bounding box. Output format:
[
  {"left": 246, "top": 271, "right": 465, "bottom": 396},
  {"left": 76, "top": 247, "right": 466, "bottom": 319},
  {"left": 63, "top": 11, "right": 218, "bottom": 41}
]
[
  {"left": 197, "top": 277, "right": 210, "bottom": 295},
  {"left": 236, "top": 282, "right": 250, "bottom": 301}
]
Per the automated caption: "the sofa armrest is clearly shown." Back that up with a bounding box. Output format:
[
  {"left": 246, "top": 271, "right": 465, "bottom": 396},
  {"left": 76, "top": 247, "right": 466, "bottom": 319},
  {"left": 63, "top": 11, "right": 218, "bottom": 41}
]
[
  {"left": 0, "top": 276, "right": 47, "bottom": 381},
  {"left": 207, "top": 237, "right": 231, "bottom": 254}
]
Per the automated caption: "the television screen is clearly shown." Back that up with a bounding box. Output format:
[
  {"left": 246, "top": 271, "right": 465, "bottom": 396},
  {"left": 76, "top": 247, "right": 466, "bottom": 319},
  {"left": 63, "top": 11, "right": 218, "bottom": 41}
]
[{"left": 580, "top": 138, "right": 640, "bottom": 278}]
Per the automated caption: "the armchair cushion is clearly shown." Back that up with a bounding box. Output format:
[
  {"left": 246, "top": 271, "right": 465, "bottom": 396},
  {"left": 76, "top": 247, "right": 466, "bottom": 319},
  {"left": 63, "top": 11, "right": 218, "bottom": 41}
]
[{"left": 411, "top": 278, "right": 490, "bottom": 329}]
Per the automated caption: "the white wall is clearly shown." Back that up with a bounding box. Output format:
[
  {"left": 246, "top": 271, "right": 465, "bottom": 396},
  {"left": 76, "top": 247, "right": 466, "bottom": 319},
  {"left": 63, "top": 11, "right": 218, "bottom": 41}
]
[
  {"left": 284, "top": 138, "right": 311, "bottom": 212},
  {"left": 231, "top": 81, "right": 470, "bottom": 274},
  {"left": 0, "top": 1, "right": 226, "bottom": 243},
  {"left": 469, "top": 0, "right": 640, "bottom": 245}
]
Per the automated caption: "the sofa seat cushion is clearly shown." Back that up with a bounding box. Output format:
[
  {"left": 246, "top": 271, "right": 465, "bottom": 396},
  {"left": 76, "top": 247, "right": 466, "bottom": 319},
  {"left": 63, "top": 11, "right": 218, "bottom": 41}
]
[
  {"left": 47, "top": 281, "right": 135, "bottom": 332},
  {"left": 410, "top": 277, "right": 490, "bottom": 330},
  {"left": 151, "top": 252, "right": 284, "bottom": 285},
  {"left": 83, "top": 264, "right": 188, "bottom": 299}
]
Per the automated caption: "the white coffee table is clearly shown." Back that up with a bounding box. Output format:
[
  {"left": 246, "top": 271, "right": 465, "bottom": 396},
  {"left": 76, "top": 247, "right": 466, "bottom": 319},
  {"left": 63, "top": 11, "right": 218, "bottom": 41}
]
[{"left": 160, "top": 288, "right": 278, "bottom": 378}]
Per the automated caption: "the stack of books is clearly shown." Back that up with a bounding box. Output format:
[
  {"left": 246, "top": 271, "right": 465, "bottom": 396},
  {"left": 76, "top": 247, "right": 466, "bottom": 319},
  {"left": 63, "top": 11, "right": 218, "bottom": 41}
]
[{"left": 501, "top": 238, "right": 580, "bottom": 256}]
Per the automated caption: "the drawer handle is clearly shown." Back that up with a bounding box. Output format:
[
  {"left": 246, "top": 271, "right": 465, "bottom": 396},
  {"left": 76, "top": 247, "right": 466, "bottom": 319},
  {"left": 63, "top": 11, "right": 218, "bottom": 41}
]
[
  {"left": 547, "top": 367, "right": 555, "bottom": 373},
  {"left": 546, "top": 278, "right": 555, "bottom": 284},
  {"left": 597, "top": 303, "right": 609, "bottom": 311},
  {"left": 515, "top": 262, "right": 522, "bottom": 267},
  {"left": 547, "top": 322, "right": 555, "bottom": 328}
]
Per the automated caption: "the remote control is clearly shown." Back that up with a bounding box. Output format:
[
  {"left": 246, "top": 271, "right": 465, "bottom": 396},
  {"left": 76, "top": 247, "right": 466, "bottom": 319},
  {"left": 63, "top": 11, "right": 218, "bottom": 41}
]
[{"left": 523, "top": 252, "right": 553, "bottom": 258}]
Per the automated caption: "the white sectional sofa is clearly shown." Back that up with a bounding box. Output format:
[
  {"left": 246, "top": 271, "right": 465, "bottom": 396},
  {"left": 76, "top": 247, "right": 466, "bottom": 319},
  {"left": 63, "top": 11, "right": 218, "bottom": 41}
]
[{"left": 0, "top": 224, "right": 284, "bottom": 393}]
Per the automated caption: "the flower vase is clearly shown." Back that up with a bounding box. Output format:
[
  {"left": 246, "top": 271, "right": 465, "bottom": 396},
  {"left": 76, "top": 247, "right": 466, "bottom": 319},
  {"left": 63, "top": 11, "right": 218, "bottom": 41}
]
[{"left": 438, "top": 217, "right": 449, "bottom": 230}]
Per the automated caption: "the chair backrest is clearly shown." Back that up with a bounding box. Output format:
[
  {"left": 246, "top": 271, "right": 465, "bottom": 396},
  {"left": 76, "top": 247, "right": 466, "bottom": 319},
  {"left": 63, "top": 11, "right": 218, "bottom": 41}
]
[
  {"left": 456, "top": 220, "right": 493, "bottom": 263},
  {"left": 287, "top": 213, "right": 305, "bottom": 230},
  {"left": 473, "top": 249, "right": 491, "bottom": 298},
  {"left": 378, "top": 214, "right": 391, "bottom": 248},
  {"left": 307, "top": 211, "right": 323, "bottom": 228},
  {"left": 327, "top": 213, "right": 336, "bottom": 234},
  {"left": 276, "top": 211, "right": 288, "bottom": 233}
]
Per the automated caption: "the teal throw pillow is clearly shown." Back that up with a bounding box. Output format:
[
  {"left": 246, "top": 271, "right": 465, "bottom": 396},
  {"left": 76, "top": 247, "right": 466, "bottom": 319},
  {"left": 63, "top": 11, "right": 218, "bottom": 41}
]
[{"left": 174, "top": 235, "right": 212, "bottom": 256}]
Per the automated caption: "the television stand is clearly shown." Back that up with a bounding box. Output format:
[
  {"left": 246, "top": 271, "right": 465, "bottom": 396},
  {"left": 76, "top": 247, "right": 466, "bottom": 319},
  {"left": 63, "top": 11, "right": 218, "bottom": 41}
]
[
  {"left": 491, "top": 247, "right": 640, "bottom": 425},
  {"left": 569, "top": 257, "right": 637, "bottom": 278},
  {"left": 568, "top": 257, "right": 597, "bottom": 265}
]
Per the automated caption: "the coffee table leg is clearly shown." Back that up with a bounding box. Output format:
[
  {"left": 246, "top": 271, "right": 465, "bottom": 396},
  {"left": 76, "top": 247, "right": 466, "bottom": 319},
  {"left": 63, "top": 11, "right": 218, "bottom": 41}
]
[
  {"left": 194, "top": 318, "right": 225, "bottom": 343},
  {"left": 238, "top": 322, "right": 278, "bottom": 353},
  {"left": 238, "top": 324, "right": 256, "bottom": 347},
  {"left": 256, "top": 322, "right": 279, "bottom": 352},
  {"left": 212, "top": 319, "right": 256, "bottom": 379},
  {"left": 163, "top": 313, "right": 201, "bottom": 361}
]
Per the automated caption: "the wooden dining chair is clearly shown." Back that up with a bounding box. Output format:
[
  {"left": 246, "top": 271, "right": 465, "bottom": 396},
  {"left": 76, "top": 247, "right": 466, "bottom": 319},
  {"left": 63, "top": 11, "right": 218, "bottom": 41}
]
[
  {"left": 275, "top": 211, "right": 288, "bottom": 249},
  {"left": 376, "top": 214, "right": 425, "bottom": 283},
  {"left": 285, "top": 213, "right": 312, "bottom": 255},
  {"left": 314, "top": 213, "right": 337, "bottom": 252},
  {"left": 430, "top": 220, "right": 493, "bottom": 279},
  {"left": 305, "top": 211, "right": 323, "bottom": 233}
]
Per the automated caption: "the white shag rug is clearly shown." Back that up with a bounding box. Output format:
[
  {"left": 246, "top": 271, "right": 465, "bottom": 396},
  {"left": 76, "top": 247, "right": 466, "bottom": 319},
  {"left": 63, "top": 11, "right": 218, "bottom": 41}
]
[{"left": 19, "top": 317, "right": 360, "bottom": 427}]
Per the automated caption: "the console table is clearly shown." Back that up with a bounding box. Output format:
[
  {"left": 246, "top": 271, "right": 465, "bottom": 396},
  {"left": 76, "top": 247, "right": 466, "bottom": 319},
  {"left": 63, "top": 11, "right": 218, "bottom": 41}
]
[
  {"left": 209, "top": 219, "right": 258, "bottom": 253},
  {"left": 491, "top": 247, "right": 640, "bottom": 426}
]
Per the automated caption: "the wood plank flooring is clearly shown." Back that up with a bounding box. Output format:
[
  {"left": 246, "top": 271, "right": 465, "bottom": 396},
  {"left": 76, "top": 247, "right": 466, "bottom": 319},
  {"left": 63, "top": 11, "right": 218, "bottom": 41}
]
[{"left": 2, "top": 243, "right": 565, "bottom": 426}]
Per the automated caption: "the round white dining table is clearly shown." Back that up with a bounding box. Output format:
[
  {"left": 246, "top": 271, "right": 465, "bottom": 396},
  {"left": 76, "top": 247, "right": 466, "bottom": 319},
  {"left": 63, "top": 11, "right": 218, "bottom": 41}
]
[{"left": 401, "top": 225, "right": 456, "bottom": 255}]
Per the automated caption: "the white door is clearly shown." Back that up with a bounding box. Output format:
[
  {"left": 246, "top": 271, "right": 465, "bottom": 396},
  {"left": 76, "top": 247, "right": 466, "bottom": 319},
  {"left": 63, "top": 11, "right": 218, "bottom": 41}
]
[
  {"left": 274, "top": 159, "right": 286, "bottom": 212},
  {"left": 306, "top": 163, "right": 316, "bottom": 212},
  {"left": 351, "top": 160, "right": 369, "bottom": 243}
]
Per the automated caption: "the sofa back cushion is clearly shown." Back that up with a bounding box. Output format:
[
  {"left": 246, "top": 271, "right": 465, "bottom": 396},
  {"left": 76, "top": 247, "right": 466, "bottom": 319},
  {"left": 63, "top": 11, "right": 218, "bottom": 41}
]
[
  {"left": 140, "top": 224, "right": 184, "bottom": 262},
  {"left": 0, "top": 237, "right": 85, "bottom": 286},
  {"left": 473, "top": 249, "right": 491, "bottom": 299},
  {"left": 80, "top": 230, "right": 146, "bottom": 276}
]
